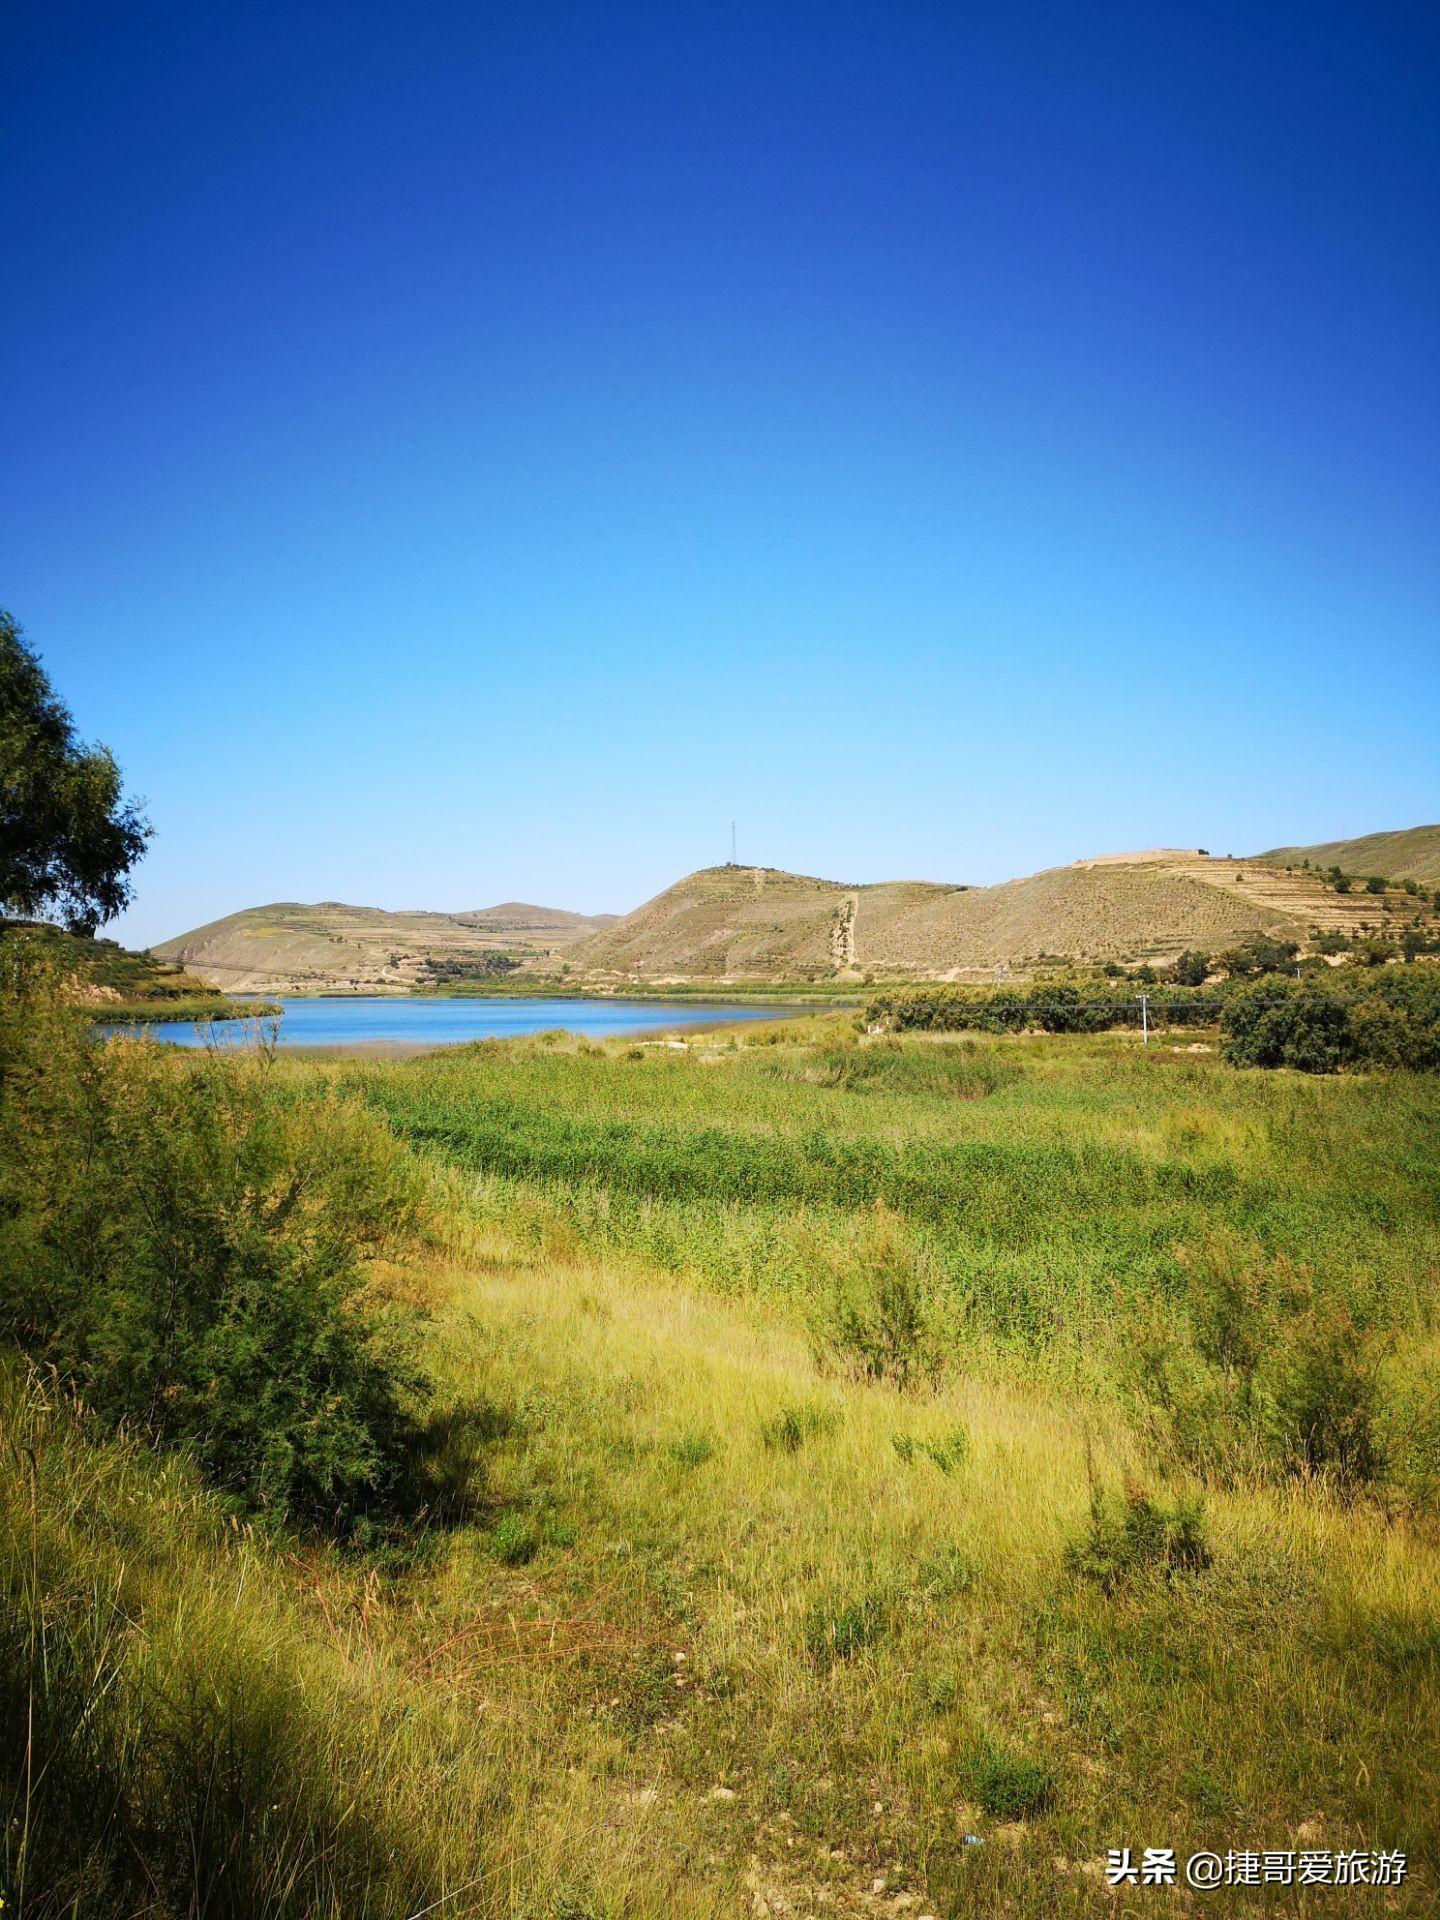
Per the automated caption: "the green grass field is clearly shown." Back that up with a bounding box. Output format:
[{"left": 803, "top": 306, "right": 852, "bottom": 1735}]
[{"left": 5, "top": 1014, "right": 1440, "bottom": 1916}]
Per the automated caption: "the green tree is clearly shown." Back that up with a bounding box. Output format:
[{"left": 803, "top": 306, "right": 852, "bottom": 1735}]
[
  {"left": 1215, "top": 935, "right": 1299, "bottom": 979},
  {"left": 0, "top": 611, "right": 150, "bottom": 932},
  {"left": 1220, "top": 980, "right": 1352, "bottom": 1073}
]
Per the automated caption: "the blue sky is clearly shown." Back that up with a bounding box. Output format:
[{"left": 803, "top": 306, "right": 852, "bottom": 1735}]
[{"left": 4, "top": 1, "right": 1437, "bottom": 947}]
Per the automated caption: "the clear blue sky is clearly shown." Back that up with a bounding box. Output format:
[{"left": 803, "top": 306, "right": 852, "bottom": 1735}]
[{"left": 4, "top": 1, "right": 1437, "bottom": 947}]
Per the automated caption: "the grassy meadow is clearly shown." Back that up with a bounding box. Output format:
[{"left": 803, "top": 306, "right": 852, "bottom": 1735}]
[{"left": 4, "top": 1008, "right": 1440, "bottom": 1916}]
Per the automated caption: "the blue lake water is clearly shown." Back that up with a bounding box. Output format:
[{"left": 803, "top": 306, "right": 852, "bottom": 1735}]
[{"left": 101, "top": 995, "right": 806, "bottom": 1052}]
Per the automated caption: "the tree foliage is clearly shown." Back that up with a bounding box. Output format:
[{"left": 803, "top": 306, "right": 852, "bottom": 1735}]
[{"left": 0, "top": 610, "right": 151, "bottom": 932}]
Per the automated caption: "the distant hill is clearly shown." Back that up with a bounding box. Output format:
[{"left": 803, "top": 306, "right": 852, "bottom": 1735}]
[
  {"left": 455, "top": 901, "right": 608, "bottom": 931},
  {"left": 1252, "top": 826, "right": 1440, "bottom": 887},
  {"left": 154, "top": 900, "right": 616, "bottom": 995},
  {"left": 568, "top": 851, "right": 1399, "bottom": 982},
  {"left": 158, "top": 832, "right": 1439, "bottom": 992}
]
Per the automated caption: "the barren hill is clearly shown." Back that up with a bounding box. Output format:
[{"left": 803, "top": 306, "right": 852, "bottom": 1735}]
[
  {"left": 159, "top": 834, "right": 1439, "bottom": 993},
  {"left": 566, "top": 866, "right": 964, "bottom": 979},
  {"left": 154, "top": 900, "right": 615, "bottom": 995},
  {"left": 1252, "top": 825, "right": 1440, "bottom": 886},
  {"left": 567, "top": 849, "right": 1433, "bottom": 983}
]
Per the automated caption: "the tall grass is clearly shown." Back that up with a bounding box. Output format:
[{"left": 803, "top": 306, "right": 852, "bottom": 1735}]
[
  {"left": 3, "top": 1011, "right": 1439, "bottom": 1913},
  {"left": 360, "top": 1026, "right": 1440, "bottom": 1482}
]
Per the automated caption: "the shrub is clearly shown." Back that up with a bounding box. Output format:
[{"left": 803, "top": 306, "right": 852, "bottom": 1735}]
[
  {"left": 0, "top": 959, "right": 429, "bottom": 1529},
  {"left": 1066, "top": 1485, "right": 1212, "bottom": 1592},
  {"left": 1262, "top": 1308, "right": 1382, "bottom": 1487},
  {"left": 957, "top": 1741, "right": 1056, "bottom": 1819},
  {"left": 491, "top": 1512, "right": 542, "bottom": 1566},
  {"left": 1215, "top": 935, "right": 1299, "bottom": 980},
  {"left": 1031, "top": 983, "right": 1113, "bottom": 1033},
  {"left": 1220, "top": 981, "right": 1351, "bottom": 1072},
  {"left": 802, "top": 1591, "right": 891, "bottom": 1666},
  {"left": 759, "top": 1402, "right": 835, "bottom": 1452},
  {"left": 1352, "top": 938, "right": 1392, "bottom": 967},
  {"left": 809, "top": 1205, "right": 945, "bottom": 1389},
  {"left": 892, "top": 1423, "right": 969, "bottom": 1471},
  {"left": 865, "top": 980, "right": 1218, "bottom": 1037},
  {"left": 670, "top": 1430, "right": 715, "bottom": 1468}
]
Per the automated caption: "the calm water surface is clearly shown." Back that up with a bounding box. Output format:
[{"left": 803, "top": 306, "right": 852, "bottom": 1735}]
[{"left": 102, "top": 995, "right": 807, "bottom": 1052}]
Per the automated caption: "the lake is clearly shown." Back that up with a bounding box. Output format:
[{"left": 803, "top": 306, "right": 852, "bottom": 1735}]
[{"left": 101, "top": 995, "right": 809, "bottom": 1052}]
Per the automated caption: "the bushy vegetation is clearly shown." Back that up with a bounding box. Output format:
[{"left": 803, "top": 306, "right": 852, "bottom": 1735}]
[
  {"left": 0, "top": 918, "right": 242, "bottom": 1009},
  {"left": 956, "top": 1743, "right": 1057, "bottom": 1820},
  {"left": 866, "top": 979, "right": 1221, "bottom": 1034},
  {"left": 0, "top": 951, "right": 430, "bottom": 1528},
  {"left": 1219, "top": 979, "right": 1353, "bottom": 1072},
  {"left": 1065, "top": 1485, "right": 1212, "bottom": 1592},
  {"left": 1222, "top": 971, "right": 1440, "bottom": 1074},
  {"left": 866, "top": 967, "right": 1440, "bottom": 1073},
  {"left": 424, "top": 949, "right": 524, "bottom": 982}
]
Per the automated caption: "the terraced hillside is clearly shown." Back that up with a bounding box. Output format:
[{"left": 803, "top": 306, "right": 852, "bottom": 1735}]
[
  {"left": 155, "top": 900, "right": 616, "bottom": 994},
  {"left": 569, "top": 850, "right": 1435, "bottom": 982},
  {"left": 1254, "top": 824, "right": 1440, "bottom": 886}
]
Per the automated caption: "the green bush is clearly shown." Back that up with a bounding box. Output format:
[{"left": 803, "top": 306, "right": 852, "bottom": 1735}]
[
  {"left": 1215, "top": 935, "right": 1299, "bottom": 980},
  {"left": 1262, "top": 1308, "right": 1382, "bottom": 1487},
  {"left": 809, "top": 1205, "right": 945, "bottom": 1389},
  {"left": 866, "top": 980, "right": 1219, "bottom": 1036},
  {"left": 892, "top": 1423, "right": 969, "bottom": 1471},
  {"left": 956, "top": 1741, "right": 1056, "bottom": 1819},
  {"left": 1219, "top": 974, "right": 1440, "bottom": 1075},
  {"left": 491, "top": 1512, "right": 542, "bottom": 1566},
  {"left": 802, "top": 1591, "right": 891, "bottom": 1666},
  {"left": 1349, "top": 972, "right": 1440, "bottom": 1071},
  {"left": 1220, "top": 981, "right": 1352, "bottom": 1072},
  {"left": 759, "top": 1402, "right": 835, "bottom": 1452},
  {"left": 670, "top": 1429, "right": 716, "bottom": 1468},
  {"left": 1066, "top": 1486, "right": 1212, "bottom": 1592},
  {"left": 0, "top": 958, "right": 429, "bottom": 1529}
]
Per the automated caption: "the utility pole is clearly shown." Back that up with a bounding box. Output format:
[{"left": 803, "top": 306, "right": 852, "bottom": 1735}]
[{"left": 1140, "top": 991, "right": 1150, "bottom": 1045}]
